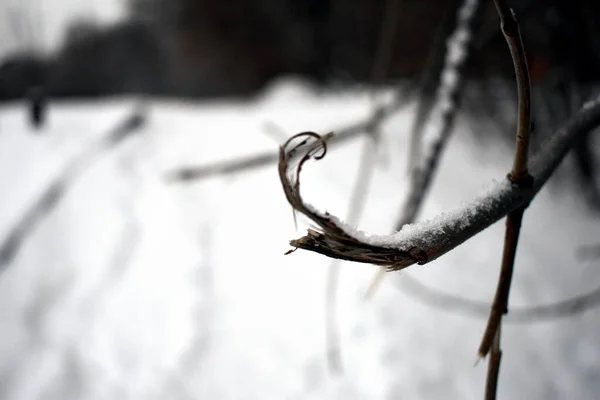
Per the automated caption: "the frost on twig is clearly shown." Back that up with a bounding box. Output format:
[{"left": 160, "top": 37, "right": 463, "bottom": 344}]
[
  {"left": 280, "top": 132, "right": 422, "bottom": 269},
  {"left": 279, "top": 97, "right": 600, "bottom": 271},
  {"left": 280, "top": 132, "right": 523, "bottom": 271}
]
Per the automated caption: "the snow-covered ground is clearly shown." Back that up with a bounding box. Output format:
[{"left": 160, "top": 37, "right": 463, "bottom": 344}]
[{"left": 1, "top": 82, "right": 599, "bottom": 399}]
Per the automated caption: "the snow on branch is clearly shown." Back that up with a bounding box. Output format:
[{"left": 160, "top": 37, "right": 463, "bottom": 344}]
[{"left": 279, "top": 97, "right": 600, "bottom": 271}]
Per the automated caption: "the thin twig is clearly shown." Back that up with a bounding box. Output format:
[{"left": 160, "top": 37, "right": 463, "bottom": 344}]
[
  {"left": 482, "top": 2, "right": 532, "bottom": 399},
  {"left": 397, "top": 274, "right": 600, "bottom": 322},
  {"left": 485, "top": 328, "right": 502, "bottom": 400},
  {"left": 166, "top": 96, "right": 411, "bottom": 183},
  {"left": 479, "top": 206, "right": 525, "bottom": 357},
  {"left": 279, "top": 97, "right": 600, "bottom": 270},
  {"left": 480, "top": 0, "right": 533, "bottom": 356}
]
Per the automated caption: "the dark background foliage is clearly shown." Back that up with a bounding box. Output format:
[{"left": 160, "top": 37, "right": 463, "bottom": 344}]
[
  {"left": 1, "top": 0, "right": 600, "bottom": 100},
  {"left": 0, "top": 0, "right": 599, "bottom": 205}
]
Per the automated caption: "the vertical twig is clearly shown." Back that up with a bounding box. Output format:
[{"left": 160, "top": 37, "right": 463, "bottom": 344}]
[
  {"left": 485, "top": 328, "right": 502, "bottom": 400},
  {"left": 480, "top": 2, "right": 532, "bottom": 399}
]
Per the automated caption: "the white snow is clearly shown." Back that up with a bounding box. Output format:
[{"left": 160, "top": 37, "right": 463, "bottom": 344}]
[{"left": 1, "top": 82, "right": 600, "bottom": 399}]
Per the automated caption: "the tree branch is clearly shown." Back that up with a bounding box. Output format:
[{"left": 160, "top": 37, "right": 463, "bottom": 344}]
[
  {"left": 278, "top": 96, "right": 600, "bottom": 275},
  {"left": 482, "top": 3, "right": 532, "bottom": 398},
  {"left": 166, "top": 96, "right": 411, "bottom": 183}
]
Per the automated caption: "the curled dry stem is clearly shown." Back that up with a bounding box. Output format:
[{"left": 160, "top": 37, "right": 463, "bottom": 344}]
[
  {"left": 279, "top": 96, "right": 600, "bottom": 273},
  {"left": 279, "top": 132, "right": 422, "bottom": 268}
]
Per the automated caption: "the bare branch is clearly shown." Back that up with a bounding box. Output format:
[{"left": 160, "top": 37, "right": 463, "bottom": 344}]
[
  {"left": 479, "top": 7, "right": 533, "bottom": 400},
  {"left": 485, "top": 328, "right": 502, "bottom": 400},
  {"left": 278, "top": 96, "right": 600, "bottom": 272},
  {"left": 166, "top": 98, "right": 410, "bottom": 183}
]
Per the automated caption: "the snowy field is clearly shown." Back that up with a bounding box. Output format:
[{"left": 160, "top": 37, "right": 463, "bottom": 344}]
[{"left": 1, "top": 82, "right": 600, "bottom": 399}]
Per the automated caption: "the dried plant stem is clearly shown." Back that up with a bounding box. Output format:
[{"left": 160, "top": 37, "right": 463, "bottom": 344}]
[
  {"left": 479, "top": 205, "right": 525, "bottom": 356},
  {"left": 482, "top": 2, "right": 532, "bottom": 399},
  {"left": 279, "top": 97, "right": 600, "bottom": 272},
  {"left": 485, "top": 328, "right": 503, "bottom": 400}
]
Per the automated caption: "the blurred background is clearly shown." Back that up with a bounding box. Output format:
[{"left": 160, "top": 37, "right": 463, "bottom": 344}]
[
  {"left": 1, "top": 0, "right": 600, "bottom": 399},
  {"left": 2, "top": 0, "right": 600, "bottom": 98},
  {"left": 2, "top": 0, "right": 600, "bottom": 198}
]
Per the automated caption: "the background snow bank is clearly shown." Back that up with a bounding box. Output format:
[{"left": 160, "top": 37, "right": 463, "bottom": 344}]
[{"left": 0, "top": 82, "right": 599, "bottom": 399}]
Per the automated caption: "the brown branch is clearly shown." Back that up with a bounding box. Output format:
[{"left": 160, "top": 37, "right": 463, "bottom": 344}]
[
  {"left": 478, "top": 206, "right": 525, "bottom": 357},
  {"left": 485, "top": 328, "right": 502, "bottom": 400},
  {"left": 482, "top": 2, "right": 532, "bottom": 399}
]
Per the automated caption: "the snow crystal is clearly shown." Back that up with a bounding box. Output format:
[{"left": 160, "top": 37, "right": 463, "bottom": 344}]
[{"left": 320, "top": 177, "right": 513, "bottom": 252}]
